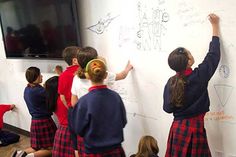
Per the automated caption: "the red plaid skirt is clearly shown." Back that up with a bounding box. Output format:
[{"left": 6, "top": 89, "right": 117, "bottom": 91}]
[
  {"left": 30, "top": 117, "right": 57, "bottom": 150},
  {"left": 165, "top": 113, "right": 211, "bottom": 157},
  {"left": 52, "top": 125, "right": 75, "bottom": 157},
  {"left": 83, "top": 146, "right": 125, "bottom": 157},
  {"left": 77, "top": 135, "right": 85, "bottom": 156}
]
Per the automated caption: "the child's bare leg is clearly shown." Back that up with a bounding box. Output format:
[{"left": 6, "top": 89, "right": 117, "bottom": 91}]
[
  {"left": 75, "top": 150, "right": 79, "bottom": 157},
  {"left": 33, "top": 149, "right": 52, "bottom": 157},
  {"left": 24, "top": 147, "right": 36, "bottom": 154}
]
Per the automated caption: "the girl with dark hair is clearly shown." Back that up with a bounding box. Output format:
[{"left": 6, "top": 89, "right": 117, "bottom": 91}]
[
  {"left": 163, "top": 13, "right": 220, "bottom": 157},
  {"left": 44, "top": 76, "right": 59, "bottom": 113},
  {"left": 13, "top": 67, "right": 57, "bottom": 157}
]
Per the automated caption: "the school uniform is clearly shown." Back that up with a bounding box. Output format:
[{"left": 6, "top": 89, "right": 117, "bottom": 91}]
[
  {"left": 53, "top": 65, "right": 80, "bottom": 157},
  {"left": 24, "top": 85, "right": 57, "bottom": 150},
  {"left": 52, "top": 98, "right": 77, "bottom": 157},
  {"left": 0, "top": 105, "right": 12, "bottom": 129},
  {"left": 0, "top": 105, "right": 20, "bottom": 146},
  {"left": 70, "top": 71, "right": 117, "bottom": 156},
  {"left": 163, "top": 36, "right": 220, "bottom": 157},
  {"left": 72, "top": 85, "right": 127, "bottom": 157},
  {"left": 58, "top": 65, "right": 79, "bottom": 108}
]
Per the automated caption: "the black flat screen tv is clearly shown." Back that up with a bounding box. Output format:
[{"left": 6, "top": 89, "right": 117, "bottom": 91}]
[{"left": 0, "top": 0, "right": 81, "bottom": 59}]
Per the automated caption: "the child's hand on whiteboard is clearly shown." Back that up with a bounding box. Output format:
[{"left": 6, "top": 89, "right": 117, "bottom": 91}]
[
  {"left": 208, "top": 13, "right": 220, "bottom": 37},
  {"left": 10, "top": 104, "right": 16, "bottom": 110},
  {"left": 125, "top": 60, "right": 133, "bottom": 72},
  {"left": 208, "top": 13, "right": 219, "bottom": 25},
  {"left": 115, "top": 60, "right": 133, "bottom": 81}
]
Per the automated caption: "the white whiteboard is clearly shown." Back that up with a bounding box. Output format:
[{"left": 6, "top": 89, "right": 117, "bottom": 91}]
[{"left": 78, "top": 0, "right": 236, "bottom": 156}]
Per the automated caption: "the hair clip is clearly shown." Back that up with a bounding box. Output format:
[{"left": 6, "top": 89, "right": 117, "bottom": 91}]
[{"left": 177, "top": 47, "right": 184, "bottom": 53}]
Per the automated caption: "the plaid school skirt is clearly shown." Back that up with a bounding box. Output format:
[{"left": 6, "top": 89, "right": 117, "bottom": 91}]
[
  {"left": 83, "top": 146, "right": 126, "bottom": 157},
  {"left": 165, "top": 113, "right": 211, "bottom": 157},
  {"left": 68, "top": 107, "right": 85, "bottom": 155},
  {"left": 52, "top": 125, "right": 75, "bottom": 157},
  {"left": 30, "top": 117, "right": 57, "bottom": 150},
  {"left": 77, "top": 135, "right": 85, "bottom": 156}
]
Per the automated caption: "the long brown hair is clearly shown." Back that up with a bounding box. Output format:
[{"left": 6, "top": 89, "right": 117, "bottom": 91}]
[
  {"left": 45, "top": 76, "right": 58, "bottom": 112},
  {"left": 168, "top": 47, "right": 189, "bottom": 107},
  {"left": 135, "top": 135, "right": 159, "bottom": 157}
]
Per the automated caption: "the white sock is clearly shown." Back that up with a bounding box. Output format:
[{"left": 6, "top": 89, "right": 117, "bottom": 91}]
[
  {"left": 26, "top": 153, "right": 34, "bottom": 157},
  {"left": 17, "top": 150, "right": 24, "bottom": 154}
]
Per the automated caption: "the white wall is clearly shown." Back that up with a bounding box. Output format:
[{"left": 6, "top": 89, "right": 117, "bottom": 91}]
[
  {"left": 78, "top": 0, "right": 236, "bottom": 157},
  {"left": 2, "top": 0, "right": 236, "bottom": 156}
]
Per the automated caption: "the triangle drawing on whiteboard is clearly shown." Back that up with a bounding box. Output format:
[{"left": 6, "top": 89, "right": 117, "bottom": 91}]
[{"left": 214, "top": 84, "right": 233, "bottom": 107}]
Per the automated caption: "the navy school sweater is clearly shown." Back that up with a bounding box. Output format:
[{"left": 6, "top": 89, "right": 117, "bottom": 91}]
[
  {"left": 163, "top": 36, "right": 220, "bottom": 120},
  {"left": 71, "top": 85, "right": 127, "bottom": 153},
  {"left": 24, "top": 85, "right": 52, "bottom": 119}
]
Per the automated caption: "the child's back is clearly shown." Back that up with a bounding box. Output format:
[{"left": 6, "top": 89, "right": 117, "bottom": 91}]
[
  {"left": 73, "top": 87, "right": 126, "bottom": 151},
  {"left": 20, "top": 66, "right": 56, "bottom": 157},
  {"left": 72, "top": 59, "right": 127, "bottom": 156},
  {"left": 24, "top": 84, "right": 51, "bottom": 118}
]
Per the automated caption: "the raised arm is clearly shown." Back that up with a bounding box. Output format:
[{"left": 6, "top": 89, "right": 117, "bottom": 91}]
[
  {"left": 194, "top": 14, "right": 220, "bottom": 82},
  {"left": 115, "top": 60, "right": 133, "bottom": 81},
  {"left": 209, "top": 13, "right": 220, "bottom": 37}
]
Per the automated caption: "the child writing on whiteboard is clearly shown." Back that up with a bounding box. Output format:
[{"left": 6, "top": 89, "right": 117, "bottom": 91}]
[
  {"left": 14, "top": 67, "right": 57, "bottom": 157},
  {"left": 71, "top": 59, "right": 127, "bottom": 156},
  {"left": 163, "top": 13, "right": 220, "bottom": 157},
  {"left": 69, "top": 46, "right": 133, "bottom": 156},
  {"left": 71, "top": 46, "right": 133, "bottom": 106},
  {"left": 130, "top": 135, "right": 159, "bottom": 157}
]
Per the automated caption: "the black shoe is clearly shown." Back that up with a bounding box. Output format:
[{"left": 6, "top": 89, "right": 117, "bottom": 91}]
[
  {"left": 20, "top": 152, "right": 27, "bottom": 157},
  {"left": 11, "top": 150, "right": 17, "bottom": 157},
  {"left": 11, "top": 150, "right": 27, "bottom": 157}
]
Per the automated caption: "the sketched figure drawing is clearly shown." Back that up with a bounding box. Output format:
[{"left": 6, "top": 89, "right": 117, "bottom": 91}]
[
  {"left": 87, "top": 13, "right": 119, "bottom": 34},
  {"left": 219, "top": 65, "right": 230, "bottom": 78},
  {"left": 137, "top": 2, "right": 169, "bottom": 51}
]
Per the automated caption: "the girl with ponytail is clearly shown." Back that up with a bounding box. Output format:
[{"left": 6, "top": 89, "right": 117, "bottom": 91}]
[{"left": 163, "top": 13, "right": 220, "bottom": 157}]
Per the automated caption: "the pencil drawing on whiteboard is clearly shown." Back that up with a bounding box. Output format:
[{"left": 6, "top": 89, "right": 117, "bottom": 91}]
[
  {"left": 214, "top": 84, "right": 233, "bottom": 107},
  {"left": 177, "top": 1, "right": 204, "bottom": 27},
  {"left": 111, "top": 81, "right": 159, "bottom": 121},
  {"left": 219, "top": 65, "right": 230, "bottom": 78},
  {"left": 87, "top": 13, "right": 119, "bottom": 34},
  {"left": 127, "top": 112, "right": 158, "bottom": 121},
  {"left": 111, "top": 84, "right": 138, "bottom": 104},
  {"left": 136, "top": 1, "right": 169, "bottom": 51}
]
